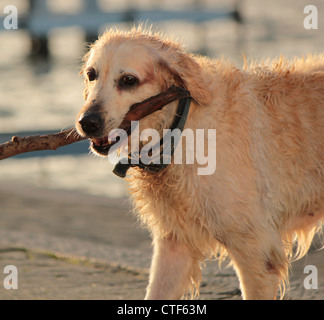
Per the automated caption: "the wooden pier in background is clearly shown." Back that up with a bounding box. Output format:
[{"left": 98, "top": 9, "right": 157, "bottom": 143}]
[{"left": 1, "top": 0, "right": 243, "bottom": 58}]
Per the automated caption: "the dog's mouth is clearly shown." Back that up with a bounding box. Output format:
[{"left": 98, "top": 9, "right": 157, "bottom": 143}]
[
  {"left": 90, "top": 136, "right": 114, "bottom": 155},
  {"left": 89, "top": 85, "right": 190, "bottom": 156},
  {"left": 90, "top": 129, "right": 130, "bottom": 156}
]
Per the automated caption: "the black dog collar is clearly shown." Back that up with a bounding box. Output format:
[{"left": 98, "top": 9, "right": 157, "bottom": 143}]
[{"left": 113, "top": 96, "right": 192, "bottom": 178}]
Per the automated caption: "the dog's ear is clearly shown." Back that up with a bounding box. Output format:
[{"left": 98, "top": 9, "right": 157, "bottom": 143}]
[{"left": 158, "top": 52, "right": 212, "bottom": 106}]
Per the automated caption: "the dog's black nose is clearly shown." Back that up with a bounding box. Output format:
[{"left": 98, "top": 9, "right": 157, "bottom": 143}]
[{"left": 78, "top": 113, "right": 103, "bottom": 136}]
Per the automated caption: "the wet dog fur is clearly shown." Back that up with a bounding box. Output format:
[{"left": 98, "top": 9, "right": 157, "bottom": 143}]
[{"left": 76, "top": 27, "right": 324, "bottom": 300}]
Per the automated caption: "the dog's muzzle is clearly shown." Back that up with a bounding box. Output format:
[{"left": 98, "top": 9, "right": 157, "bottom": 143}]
[{"left": 78, "top": 85, "right": 191, "bottom": 176}]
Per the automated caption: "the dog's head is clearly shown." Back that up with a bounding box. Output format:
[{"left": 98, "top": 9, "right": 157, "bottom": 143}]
[{"left": 76, "top": 28, "right": 211, "bottom": 156}]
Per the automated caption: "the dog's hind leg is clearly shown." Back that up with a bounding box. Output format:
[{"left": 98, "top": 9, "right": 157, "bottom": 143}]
[
  {"left": 228, "top": 234, "right": 289, "bottom": 300},
  {"left": 145, "top": 235, "right": 201, "bottom": 300}
]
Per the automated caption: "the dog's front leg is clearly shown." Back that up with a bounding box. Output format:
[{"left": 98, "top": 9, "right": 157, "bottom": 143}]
[{"left": 145, "top": 235, "right": 199, "bottom": 300}]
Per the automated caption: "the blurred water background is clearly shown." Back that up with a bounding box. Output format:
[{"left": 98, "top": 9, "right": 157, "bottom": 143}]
[{"left": 0, "top": 0, "right": 323, "bottom": 198}]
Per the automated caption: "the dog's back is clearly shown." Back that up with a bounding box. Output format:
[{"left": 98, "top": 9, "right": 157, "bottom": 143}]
[{"left": 247, "top": 56, "right": 324, "bottom": 242}]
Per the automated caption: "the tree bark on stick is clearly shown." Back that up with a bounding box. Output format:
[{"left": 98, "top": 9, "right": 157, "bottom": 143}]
[
  {"left": 0, "top": 86, "right": 190, "bottom": 161},
  {"left": 0, "top": 128, "right": 85, "bottom": 160}
]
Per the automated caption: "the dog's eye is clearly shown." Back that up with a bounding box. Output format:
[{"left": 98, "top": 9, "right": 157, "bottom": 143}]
[
  {"left": 86, "top": 67, "right": 97, "bottom": 82},
  {"left": 119, "top": 75, "right": 139, "bottom": 88}
]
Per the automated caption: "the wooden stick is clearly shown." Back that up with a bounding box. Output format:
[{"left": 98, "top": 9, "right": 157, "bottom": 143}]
[
  {"left": 119, "top": 85, "right": 190, "bottom": 132},
  {"left": 0, "top": 128, "right": 85, "bottom": 160},
  {"left": 0, "top": 86, "right": 190, "bottom": 161}
]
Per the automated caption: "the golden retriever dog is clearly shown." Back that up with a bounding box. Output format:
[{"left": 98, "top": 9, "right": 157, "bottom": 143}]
[{"left": 75, "top": 27, "right": 324, "bottom": 300}]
